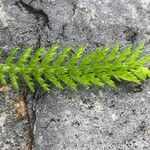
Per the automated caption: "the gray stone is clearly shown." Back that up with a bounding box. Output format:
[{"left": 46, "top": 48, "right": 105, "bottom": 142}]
[
  {"left": 33, "top": 81, "right": 150, "bottom": 150},
  {"left": 0, "top": 0, "right": 150, "bottom": 150}
]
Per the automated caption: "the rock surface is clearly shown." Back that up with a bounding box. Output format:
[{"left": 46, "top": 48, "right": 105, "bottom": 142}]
[{"left": 0, "top": 0, "right": 150, "bottom": 150}]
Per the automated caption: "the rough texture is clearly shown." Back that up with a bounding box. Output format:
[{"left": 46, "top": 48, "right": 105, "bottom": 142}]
[
  {"left": 0, "top": 88, "right": 33, "bottom": 150},
  {"left": 0, "top": 0, "right": 150, "bottom": 150},
  {"left": 34, "top": 83, "right": 150, "bottom": 150}
]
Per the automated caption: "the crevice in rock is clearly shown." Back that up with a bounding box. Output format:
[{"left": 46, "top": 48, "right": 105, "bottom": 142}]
[
  {"left": 59, "top": 23, "right": 68, "bottom": 39},
  {"left": 125, "top": 83, "right": 144, "bottom": 93},
  {"left": 15, "top": 0, "right": 52, "bottom": 47},
  {"left": 15, "top": 0, "right": 51, "bottom": 30},
  {"left": 29, "top": 0, "right": 44, "bottom": 4},
  {"left": 19, "top": 89, "right": 35, "bottom": 150},
  {"left": 123, "top": 26, "right": 138, "bottom": 43},
  {"left": 70, "top": 1, "right": 77, "bottom": 16},
  {"left": 20, "top": 88, "right": 46, "bottom": 149},
  {"left": 66, "top": 0, "right": 78, "bottom": 16}
]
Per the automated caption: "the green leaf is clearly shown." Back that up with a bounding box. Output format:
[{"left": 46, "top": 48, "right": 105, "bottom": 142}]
[
  {"left": 131, "top": 67, "right": 150, "bottom": 80},
  {"left": 101, "top": 74, "right": 115, "bottom": 87},
  {"left": 35, "top": 75, "right": 49, "bottom": 91},
  {"left": 5, "top": 48, "right": 19, "bottom": 64},
  {"left": 45, "top": 74, "right": 63, "bottom": 89},
  {"left": 53, "top": 44, "right": 72, "bottom": 67},
  {"left": 29, "top": 47, "right": 44, "bottom": 66},
  {"left": 24, "top": 76, "right": 34, "bottom": 92},
  {"left": 126, "top": 41, "right": 144, "bottom": 64},
  {"left": 41, "top": 43, "right": 59, "bottom": 66},
  {"left": 16, "top": 47, "right": 32, "bottom": 65},
  {"left": 86, "top": 73, "right": 104, "bottom": 86},
  {"left": 66, "top": 44, "right": 85, "bottom": 68},
  {"left": 0, "top": 41, "right": 149, "bottom": 91},
  {"left": 113, "top": 70, "right": 140, "bottom": 83},
  {"left": 103, "top": 42, "right": 120, "bottom": 63},
  {"left": 59, "top": 74, "right": 77, "bottom": 90},
  {"left": 137, "top": 54, "right": 150, "bottom": 65},
  {"left": 79, "top": 46, "right": 109, "bottom": 66},
  {"left": 43, "top": 66, "right": 63, "bottom": 89},
  {"left": 9, "top": 73, "right": 19, "bottom": 89},
  {"left": 0, "top": 73, "right": 7, "bottom": 85},
  {"left": 115, "top": 45, "right": 132, "bottom": 63}
]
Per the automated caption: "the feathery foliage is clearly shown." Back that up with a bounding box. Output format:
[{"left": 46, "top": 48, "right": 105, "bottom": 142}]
[{"left": 0, "top": 41, "right": 150, "bottom": 92}]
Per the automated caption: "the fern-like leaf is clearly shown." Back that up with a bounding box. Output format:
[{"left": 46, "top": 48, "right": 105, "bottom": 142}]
[
  {"left": 5, "top": 48, "right": 19, "bottom": 64},
  {"left": 0, "top": 41, "right": 150, "bottom": 91}
]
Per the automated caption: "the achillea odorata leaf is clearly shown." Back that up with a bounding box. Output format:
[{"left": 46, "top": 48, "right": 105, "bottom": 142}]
[{"left": 0, "top": 41, "right": 150, "bottom": 92}]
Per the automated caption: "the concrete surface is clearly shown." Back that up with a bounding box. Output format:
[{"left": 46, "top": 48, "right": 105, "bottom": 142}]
[{"left": 0, "top": 0, "right": 150, "bottom": 150}]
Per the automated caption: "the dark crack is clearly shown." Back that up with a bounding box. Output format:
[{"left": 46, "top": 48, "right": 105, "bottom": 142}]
[
  {"left": 15, "top": 0, "right": 51, "bottom": 47},
  {"left": 15, "top": 0, "right": 51, "bottom": 30},
  {"left": 59, "top": 23, "right": 68, "bottom": 39},
  {"left": 125, "top": 83, "right": 144, "bottom": 93},
  {"left": 15, "top": 88, "right": 46, "bottom": 150},
  {"left": 137, "top": 120, "right": 147, "bottom": 133},
  {"left": 71, "top": 1, "right": 77, "bottom": 16},
  {"left": 67, "top": 0, "right": 77, "bottom": 16},
  {"left": 123, "top": 27, "right": 138, "bottom": 43},
  {"left": 26, "top": 89, "right": 47, "bottom": 147},
  {"left": 29, "top": 0, "right": 44, "bottom": 4},
  {"left": 20, "top": 89, "right": 35, "bottom": 150}
]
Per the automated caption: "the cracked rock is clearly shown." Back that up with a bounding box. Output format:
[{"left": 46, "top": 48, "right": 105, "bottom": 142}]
[{"left": 0, "top": 0, "right": 150, "bottom": 150}]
